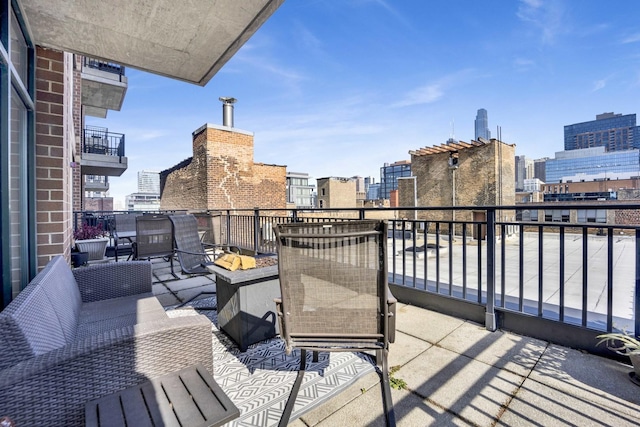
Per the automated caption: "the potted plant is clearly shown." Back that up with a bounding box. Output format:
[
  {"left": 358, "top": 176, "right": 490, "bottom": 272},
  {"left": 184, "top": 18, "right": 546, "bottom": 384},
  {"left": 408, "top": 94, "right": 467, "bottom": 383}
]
[
  {"left": 74, "top": 222, "right": 109, "bottom": 261},
  {"left": 596, "top": 330, "right": 640, "bottom": 381},
  {"left": 70, "top": 247, "right": 89, "bottom": 268}
]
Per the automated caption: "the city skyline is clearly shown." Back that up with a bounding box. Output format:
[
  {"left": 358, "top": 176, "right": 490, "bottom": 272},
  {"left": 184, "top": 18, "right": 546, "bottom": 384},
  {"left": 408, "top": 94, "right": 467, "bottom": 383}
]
[{"left": 86, "top": 0, "right": 640, "bottom": 205}]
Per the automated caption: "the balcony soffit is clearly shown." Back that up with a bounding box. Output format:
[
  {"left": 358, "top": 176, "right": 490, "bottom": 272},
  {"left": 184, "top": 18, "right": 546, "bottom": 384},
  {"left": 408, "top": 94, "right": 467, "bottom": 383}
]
[{"left": 19, "top": 0, "right": 284, "bottom": 86}]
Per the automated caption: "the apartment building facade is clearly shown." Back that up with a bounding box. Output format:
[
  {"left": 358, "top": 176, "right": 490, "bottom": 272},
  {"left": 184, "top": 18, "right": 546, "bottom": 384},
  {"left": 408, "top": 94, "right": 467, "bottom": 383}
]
[
  {"left": 564, "top": 112, "right": 640, "bottom": 152},
  {"left": 316, "top": 177, "right": 357, "bottom": 209}
]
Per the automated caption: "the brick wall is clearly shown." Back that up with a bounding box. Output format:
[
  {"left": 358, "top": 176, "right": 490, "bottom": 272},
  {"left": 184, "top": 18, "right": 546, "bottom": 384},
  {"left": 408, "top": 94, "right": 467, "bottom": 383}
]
[
  {"left": 161, "top": 124, "right": 286, "bottom": 210},
  {"left": 410, "top": 140, "right": 515, "bottom": 224},
  {"left": 35, "top": 47, "right": 74, "bottom": 268}
]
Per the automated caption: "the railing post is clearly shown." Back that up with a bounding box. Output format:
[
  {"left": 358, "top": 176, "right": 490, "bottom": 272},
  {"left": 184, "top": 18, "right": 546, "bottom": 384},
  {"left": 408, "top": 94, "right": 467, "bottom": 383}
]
[
  {"left": 636, "top": 229, "right": 640, "bottom": 338},
  {"left": 359, "top": 208, "right": 365, "bottom": 220},
  {"left": 119, "top": 134, "right": 125, "bottom": 159},
  {"left": 292, "top": 209, "right": 298, "bottom": 223},
  {"left": 485, "top": 207, "right": 497, "bottom": 331},
  {"left": 254, "top": 207, "right": 260, "bottom": 254},
  {"left": 226, "top": 210, "right": 231, "bottom": 246}
]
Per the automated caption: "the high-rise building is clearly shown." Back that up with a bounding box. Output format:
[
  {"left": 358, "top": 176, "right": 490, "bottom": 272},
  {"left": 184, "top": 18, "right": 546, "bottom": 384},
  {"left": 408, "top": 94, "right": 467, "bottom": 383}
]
[
  {"left": 545, "top": 146, "right": 640, "bottom": 183},
  {"left": 533, "top": 158, "right": 549, "bottom": 183},
  {"left": 138, "top": 170, "right": 160, "bottom": 194},
  {"left": 474, "top": 108, "right": 491, "bottom": 141},
  {"left": 515, "top": 155, "right": 533, "bottom": 191},
  {"left": 564, "top": 112, "right": 640, "bottom": 152},
  {"left": 380, "top": 161, "right": 411, "bottom": 200}
]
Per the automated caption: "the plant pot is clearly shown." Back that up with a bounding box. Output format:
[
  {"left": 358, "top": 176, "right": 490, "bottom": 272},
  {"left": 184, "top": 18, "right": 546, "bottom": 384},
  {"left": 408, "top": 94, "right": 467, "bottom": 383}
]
[
  {"left": 71, "top": 251, "right": 89, "bottom": 268},
  {"left": 76, "top": 238, "right": 109, "bottom": 261}
]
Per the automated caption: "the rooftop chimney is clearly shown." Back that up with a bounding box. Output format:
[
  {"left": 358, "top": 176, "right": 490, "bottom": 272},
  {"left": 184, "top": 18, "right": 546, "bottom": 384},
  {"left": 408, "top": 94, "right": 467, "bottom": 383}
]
[{"left": 219, "top": 97, "right": 237, "bottom": 127}]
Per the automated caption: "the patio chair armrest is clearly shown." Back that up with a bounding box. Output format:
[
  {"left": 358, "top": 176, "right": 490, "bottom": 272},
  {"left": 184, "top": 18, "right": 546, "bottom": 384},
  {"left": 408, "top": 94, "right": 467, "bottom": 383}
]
[
  {"left": 73, "top": 260, "right": 152, "bottom": 303},
  {"left": 0, "top": 315, "right": 213, "bottom": 426},
  {"left": 175, "top": 248, "right": 214, "bottom": 259},
  {"left": 387, "top": 288, "right": 397, "bottom": 344}
]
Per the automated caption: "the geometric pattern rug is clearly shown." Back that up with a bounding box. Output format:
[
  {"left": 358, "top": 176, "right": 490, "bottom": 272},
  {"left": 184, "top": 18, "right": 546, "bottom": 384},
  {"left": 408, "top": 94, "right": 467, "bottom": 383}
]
[{"left": 166, "top": 297, "right": 376, "bottom": 427}]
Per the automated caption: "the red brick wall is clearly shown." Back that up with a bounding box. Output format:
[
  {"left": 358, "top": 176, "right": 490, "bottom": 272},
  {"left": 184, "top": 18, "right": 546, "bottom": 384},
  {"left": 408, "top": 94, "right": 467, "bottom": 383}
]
[
  {"left": 35, "top": 47, "right": 74, "bottom": 268},
  {"left": 161, "top": 124, "right": 286, "bottom": 210}
]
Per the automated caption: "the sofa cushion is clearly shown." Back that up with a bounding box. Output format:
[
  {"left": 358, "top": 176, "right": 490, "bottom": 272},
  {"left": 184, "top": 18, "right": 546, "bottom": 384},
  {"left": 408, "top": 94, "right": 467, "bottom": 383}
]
[
  {"left": 29, "top": 256, "right": 82, "bottom": 344},
  {"left": 76, "top": 294, "right": 167, "bottom": 339},
  {"left": 0, "top": 282, "right": 67, "bottom": 370}
]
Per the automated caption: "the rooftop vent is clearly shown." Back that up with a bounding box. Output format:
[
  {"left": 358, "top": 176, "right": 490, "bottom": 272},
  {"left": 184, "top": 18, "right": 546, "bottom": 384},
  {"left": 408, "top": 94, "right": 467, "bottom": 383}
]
[{"left": 219, "top": 97, "right": 237, "bottom": 127}]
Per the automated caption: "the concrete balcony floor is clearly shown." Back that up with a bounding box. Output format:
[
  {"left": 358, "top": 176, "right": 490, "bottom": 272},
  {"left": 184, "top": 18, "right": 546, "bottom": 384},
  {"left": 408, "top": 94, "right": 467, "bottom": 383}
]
[{"left": 145, "top": 257, "right": 640, "bottom": 426}]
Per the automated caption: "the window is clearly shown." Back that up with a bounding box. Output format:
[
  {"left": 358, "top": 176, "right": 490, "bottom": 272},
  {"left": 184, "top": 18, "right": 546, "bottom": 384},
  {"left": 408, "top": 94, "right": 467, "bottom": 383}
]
[
  {"left": 10, "top": 8, "right": 29, "bottom": 84},
  {"left": 1, "top": 2, "right": 36, "bottom": 307},
  {"left": 577, "top": 209, "right": 606, "bottom": 223}
]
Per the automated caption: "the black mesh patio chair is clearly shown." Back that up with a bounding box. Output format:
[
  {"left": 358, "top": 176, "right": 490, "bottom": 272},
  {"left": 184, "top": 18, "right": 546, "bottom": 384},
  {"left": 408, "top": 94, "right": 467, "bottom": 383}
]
[
  {"left": 169, "top": 214, "right": 240, "bottom": 309},
  {"left": 169, "top": 214, "right": 240, "bottom": 274},
  {"left": 273, "top": 220, "right": 397, "bottom": 427},
  {"left": 132, "top": 214, "right": 177, "bottom": 278},
  {"left": 112, "top": 212, "right": 140, "bottom": 261}
]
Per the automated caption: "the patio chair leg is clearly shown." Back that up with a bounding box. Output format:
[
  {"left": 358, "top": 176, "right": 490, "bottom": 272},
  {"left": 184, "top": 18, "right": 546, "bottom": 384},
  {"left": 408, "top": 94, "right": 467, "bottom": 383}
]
[
  {"left": 377, "top": 349, "right": 396, "bottom": 427},
  {"left": 279, "top": 349, "right": 307, "bottom": 427},
  {"left": 169, "top": 254, "right": 179, "bottom": 279}
]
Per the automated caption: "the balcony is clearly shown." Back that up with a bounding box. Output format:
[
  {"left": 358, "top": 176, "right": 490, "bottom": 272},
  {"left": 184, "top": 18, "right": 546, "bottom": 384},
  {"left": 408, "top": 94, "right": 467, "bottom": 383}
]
[
  {"left": 68, "top": 205, "right": 640, "bottom": 424},
  {"left": 81, "top": 126, "right": 127, "bottom": 176},
  {"left": 142, "top": 256, "right": 640, "bottom": 425},
  {"left": 84, "top": 175, "right": 109, "bottom": 193},
  {"left": 81, "top": 57, "right": 128, "bottom": 118}
]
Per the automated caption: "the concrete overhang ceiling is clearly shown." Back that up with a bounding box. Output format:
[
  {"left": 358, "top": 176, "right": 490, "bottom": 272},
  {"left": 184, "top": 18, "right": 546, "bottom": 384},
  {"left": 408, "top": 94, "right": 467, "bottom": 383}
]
[{"left": 20, "top": 0, "right": 284, "bottom": 86}]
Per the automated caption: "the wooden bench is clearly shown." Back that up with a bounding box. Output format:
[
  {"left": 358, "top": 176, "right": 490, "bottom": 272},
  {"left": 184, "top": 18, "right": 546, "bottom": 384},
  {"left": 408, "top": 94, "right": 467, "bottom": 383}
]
[{"left": 85, "top": 364, "right": 239, "bottom": 427}]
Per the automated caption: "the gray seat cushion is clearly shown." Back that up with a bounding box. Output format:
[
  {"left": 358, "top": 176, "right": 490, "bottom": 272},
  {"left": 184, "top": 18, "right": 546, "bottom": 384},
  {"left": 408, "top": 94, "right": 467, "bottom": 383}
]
[{"left": 76, "top": 294, "right": 167, "bottom": 339}]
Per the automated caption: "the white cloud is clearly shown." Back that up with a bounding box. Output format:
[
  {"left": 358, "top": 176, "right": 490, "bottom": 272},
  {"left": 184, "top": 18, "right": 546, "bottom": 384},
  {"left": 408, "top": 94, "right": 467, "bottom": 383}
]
[
  {"left": 592, "top": 79, "right": 607, "bottom": 91},
  {"left": 517, "top": 0, "right": 565, "bottom": 44},
  {"left": 392, "top": 84, "right": 444, "bottom": 107},
  {"left": 621, "top": 33, "right": 640, "bottom": 44},
  {"left": 391, "top": 69, "right": 478, "bottom": 108},
  {"left": 514, "top": 57, "right": 535, "bottom": 71}
]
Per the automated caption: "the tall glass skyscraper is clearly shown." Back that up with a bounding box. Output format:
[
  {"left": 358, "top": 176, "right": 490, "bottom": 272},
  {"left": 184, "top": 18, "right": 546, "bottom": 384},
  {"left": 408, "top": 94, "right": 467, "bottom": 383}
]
[
  {"left": 380, "top": 161, "right": 411, "bottom": 200},
  {"left": 564, "top": 112, "right": 640, "bottom": 152},
  {"left": 474, "top": 108, "right": 491, "bottom": 140},
  {"left": 545, "top": 147, "right": 640, "bottom": 183}
]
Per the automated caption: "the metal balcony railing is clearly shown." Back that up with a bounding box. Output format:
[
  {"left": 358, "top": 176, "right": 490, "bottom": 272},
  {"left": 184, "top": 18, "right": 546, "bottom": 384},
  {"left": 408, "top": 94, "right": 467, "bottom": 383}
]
[
  {"left": 73, "top": 204, "right": 640, "bottom": 359},
  {"left": 83, "top": 57, "right": 125, "bottom": 79},
  {"left": 82, "top": 125, "right": 125, "bottom": 158}
]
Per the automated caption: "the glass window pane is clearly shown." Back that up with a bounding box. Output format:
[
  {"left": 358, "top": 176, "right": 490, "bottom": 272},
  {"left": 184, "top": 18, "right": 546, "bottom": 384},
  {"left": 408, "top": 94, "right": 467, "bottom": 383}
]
[
  {"left": 578, "top": 210, "right": 586, "bottom": 222},
  {"left": 10, "top": 87, "right": 28, "bottom": 297},
  {"left": 10, "top": 8, "right": 29, "bottom": 84}
]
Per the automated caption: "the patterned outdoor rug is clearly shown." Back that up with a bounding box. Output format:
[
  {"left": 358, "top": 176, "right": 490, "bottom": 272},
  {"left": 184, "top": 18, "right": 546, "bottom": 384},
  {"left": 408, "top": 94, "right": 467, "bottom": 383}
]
[{"left": 166, "top": 297, "right": 376, "bottom": 427}]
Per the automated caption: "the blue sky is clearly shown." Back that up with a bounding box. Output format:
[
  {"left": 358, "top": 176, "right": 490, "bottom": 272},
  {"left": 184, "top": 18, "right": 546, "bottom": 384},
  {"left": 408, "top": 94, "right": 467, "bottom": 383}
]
[{"left": 88, "top": 0, "right": 640, "bottom": 205}]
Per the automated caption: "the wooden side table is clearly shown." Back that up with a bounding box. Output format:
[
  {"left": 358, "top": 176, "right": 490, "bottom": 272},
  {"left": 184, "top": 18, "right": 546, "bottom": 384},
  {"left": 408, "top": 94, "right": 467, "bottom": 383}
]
[{"left": 85, "top": 364, "right": 239, "bottom": 427}]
